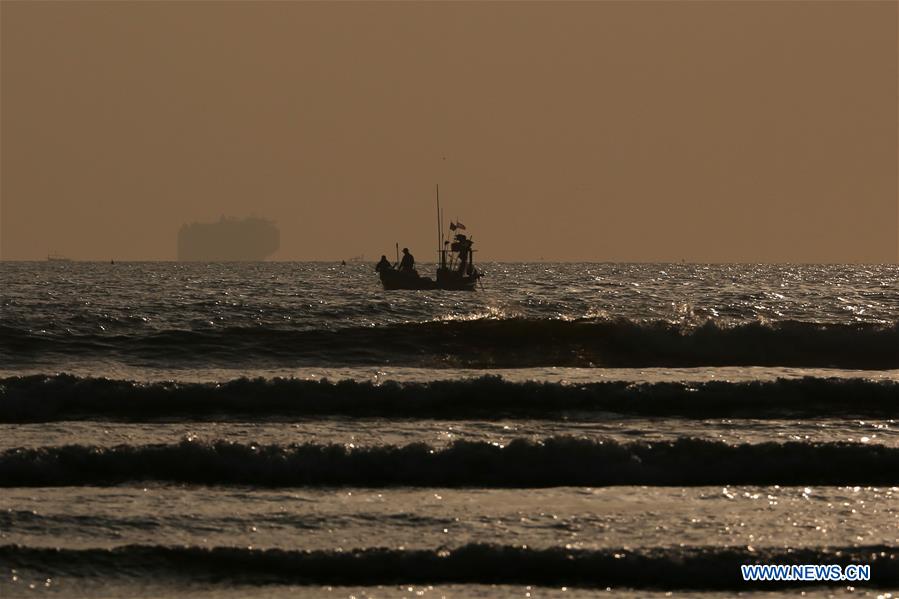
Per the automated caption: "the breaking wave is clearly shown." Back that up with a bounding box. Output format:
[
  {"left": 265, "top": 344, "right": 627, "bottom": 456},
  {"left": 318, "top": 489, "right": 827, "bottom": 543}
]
[
  {"left": 3, "top": 437, "right": 899, "bottom": 487},
  {"left": 1, "top": 374, "right": 896, "bottom": 422},
  {"left": 2, "top": 318, "right": 897, "bottom": 368},
  {"left": 0, "top": 543, "right": 895, "bottom": 589}
]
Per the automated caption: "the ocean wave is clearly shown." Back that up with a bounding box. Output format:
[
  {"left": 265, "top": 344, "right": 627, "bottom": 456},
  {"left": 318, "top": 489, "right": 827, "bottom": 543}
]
[
  {"left": 2, "top": 318, "right": 897, "bottom": 368},
  {"left": 1, "top": 374, "right": 896, "bottom": 422},
  {"left": 2, "top": 437, "right": 899, "bottom": 487},
  {"left": 0, "top": 543, "right": 895, "bottom": 588}
]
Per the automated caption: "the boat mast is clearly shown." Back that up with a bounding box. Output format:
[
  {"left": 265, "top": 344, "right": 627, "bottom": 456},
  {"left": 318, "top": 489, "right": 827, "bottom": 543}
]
[{"left": 436, "top": 184, "right": 444, "bottom": 269}]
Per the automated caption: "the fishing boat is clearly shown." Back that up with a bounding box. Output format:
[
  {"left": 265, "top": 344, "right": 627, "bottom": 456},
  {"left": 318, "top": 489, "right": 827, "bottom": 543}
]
[
  {"left": 378, "top": 186, "right": 482, "bottom": 291},
  {"left": 46, "top": 252, "right": 71, "bottom": 262}
]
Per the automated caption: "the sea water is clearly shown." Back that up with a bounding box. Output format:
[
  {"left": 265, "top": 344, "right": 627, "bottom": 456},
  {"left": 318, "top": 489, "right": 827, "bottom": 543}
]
[{"left": 1, "top": 261, "right": 898, "bottom": 597}]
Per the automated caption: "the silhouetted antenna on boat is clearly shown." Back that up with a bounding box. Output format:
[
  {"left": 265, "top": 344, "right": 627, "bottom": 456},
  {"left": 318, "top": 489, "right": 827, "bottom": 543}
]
[
  {"left": 437, "top": 184, "right": 448, "bottom": 269},
  {"left": 436, "top": 184, "right": 441, "bottom": 265}
]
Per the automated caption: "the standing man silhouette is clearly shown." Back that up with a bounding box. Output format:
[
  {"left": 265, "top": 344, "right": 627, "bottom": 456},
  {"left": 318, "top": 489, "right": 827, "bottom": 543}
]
[{"left": 399, "top": 248, "right": 415, "bottom": 273}]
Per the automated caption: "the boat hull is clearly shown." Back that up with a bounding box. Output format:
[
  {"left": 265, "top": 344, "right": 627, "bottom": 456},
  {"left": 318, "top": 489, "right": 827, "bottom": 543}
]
[
  {"left": 379, "top": 269, "right": 437, "bottom": 290},
  {"left": 379, "top": 268, "right": 478, "bottom": 291},
  {"left": 435, "top": 268, "right": 480, "bottom": 291}
]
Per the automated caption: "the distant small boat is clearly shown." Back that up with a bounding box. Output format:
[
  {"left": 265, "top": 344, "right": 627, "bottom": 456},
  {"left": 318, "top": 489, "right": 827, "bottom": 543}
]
[
  {"left": 46, "top": 252, "right": 71, "bottom": 262},
  {"left": 378, "top": 185, "right": 482, "bottom": 291}
]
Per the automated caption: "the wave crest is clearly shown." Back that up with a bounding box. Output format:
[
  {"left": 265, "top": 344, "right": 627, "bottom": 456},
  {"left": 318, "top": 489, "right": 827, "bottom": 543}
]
[
  {"left": 0, "top": 543, "right": 894, "bottom": 589},
  {"left": 2, "top": 319, "right": 897, "bottom": 368},
  {"left": 3, "top": 437, "right": 899, "bottom": 487},
  {"left": 1, "top": 374, "right": 896, "bottom": 422}
]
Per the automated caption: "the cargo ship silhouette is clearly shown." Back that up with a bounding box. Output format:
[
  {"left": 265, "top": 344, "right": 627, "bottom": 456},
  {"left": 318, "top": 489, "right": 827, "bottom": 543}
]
[{"left": 177, "top": 216, "right": 279, "bottom": 261}]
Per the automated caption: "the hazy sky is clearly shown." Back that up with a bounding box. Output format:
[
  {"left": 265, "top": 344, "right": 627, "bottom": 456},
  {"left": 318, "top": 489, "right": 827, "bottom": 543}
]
[{"left": 1, "top": 1, "right": 896, "bottom": 262}]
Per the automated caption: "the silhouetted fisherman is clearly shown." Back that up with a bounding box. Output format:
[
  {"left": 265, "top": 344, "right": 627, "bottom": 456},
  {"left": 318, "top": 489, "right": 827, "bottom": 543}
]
[
  {"left": 453, "top": 234, "right": 473, "bottom": 275},
  {"left": 399, "top": 248, "right": 415, "bottom": 274},
  {"left": 375, "top": 255, "right": 392, "bottom": 273}
]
